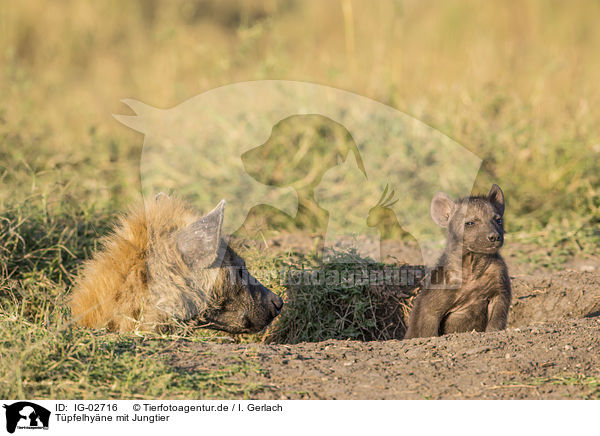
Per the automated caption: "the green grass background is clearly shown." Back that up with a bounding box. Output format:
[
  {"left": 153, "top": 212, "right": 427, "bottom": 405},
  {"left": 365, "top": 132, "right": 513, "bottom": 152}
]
[{"left": 1, "top": 0, "right": 599, "bottom": 398}]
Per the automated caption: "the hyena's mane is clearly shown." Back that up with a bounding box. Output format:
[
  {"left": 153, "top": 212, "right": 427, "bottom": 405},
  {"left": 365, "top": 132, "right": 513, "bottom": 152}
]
[{"left": 69, "top": 196, "right": 203, "bottom": 331}]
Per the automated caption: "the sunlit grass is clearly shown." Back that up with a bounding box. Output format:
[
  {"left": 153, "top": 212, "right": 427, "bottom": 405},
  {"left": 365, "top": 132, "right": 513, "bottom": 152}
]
[{"left": 1, "top": 0, "right": 599, "bottom": 399}]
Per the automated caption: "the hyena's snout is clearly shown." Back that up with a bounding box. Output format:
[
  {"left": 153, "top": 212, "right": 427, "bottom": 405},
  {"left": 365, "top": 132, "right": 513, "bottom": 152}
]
[
  {"left": 207, "top": 265, "right": 284, "bottom": 334},
  {"left": 243, "top": 281, "right": 284, "bottom": 332},
  {"left": 258, "top": 283, "right": 284, "bottom": 318}
]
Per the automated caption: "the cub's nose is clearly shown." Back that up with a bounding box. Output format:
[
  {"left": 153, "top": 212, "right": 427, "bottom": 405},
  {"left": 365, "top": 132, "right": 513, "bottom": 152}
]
[{"left": 488, "top": 233, "right": 500, "bottom": 242}]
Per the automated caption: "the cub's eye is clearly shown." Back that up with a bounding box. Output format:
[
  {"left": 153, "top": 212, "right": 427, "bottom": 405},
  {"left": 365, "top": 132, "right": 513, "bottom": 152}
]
[
  {"left": 496, "top": 218, "right": 503, "bottom": 225},
  {"left": 465, "top": 221, "right": 475, "bottom": 227}
]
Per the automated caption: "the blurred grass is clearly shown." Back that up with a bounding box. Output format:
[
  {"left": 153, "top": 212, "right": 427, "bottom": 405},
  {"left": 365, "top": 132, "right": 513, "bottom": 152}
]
[
  {"left": 1, "top": 0, "right": 599, "bottom": 398},
  {"left": 2, "top": 0, "right": 599, "bottom": 233}
]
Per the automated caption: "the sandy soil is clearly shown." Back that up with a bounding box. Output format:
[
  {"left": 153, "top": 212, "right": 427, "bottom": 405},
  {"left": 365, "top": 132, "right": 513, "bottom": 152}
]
[
  {"left": 169, "top": 236, "right": 600, "bottom": 399},
  {"left": 172, "top": 317, "right": 600, "bottom": 399}
]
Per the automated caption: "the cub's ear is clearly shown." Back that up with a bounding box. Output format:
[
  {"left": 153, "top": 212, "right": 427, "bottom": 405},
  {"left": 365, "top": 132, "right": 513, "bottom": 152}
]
[
  {"left": 487, "top": 184, "right": 505, "bottom": 216},
  {"left": 431, "top": 192, "right": 456, "bottom": 228},
  {"left": 177, "top": 200, "right": 226, "bottom": 268}
]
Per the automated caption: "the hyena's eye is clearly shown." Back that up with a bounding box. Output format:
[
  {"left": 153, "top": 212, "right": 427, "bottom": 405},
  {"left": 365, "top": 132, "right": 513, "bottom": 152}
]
[{"left": 465, "top": 221, "right": 475, "bottom": 227}]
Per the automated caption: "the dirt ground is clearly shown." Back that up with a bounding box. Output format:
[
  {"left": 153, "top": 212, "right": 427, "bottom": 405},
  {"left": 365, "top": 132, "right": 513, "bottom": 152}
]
[
  {"left": 170, "top": 238, "right": 600, "bottom": 399},
  {"left": 172, "top": 318, "right": 600, "bottom": 399}
]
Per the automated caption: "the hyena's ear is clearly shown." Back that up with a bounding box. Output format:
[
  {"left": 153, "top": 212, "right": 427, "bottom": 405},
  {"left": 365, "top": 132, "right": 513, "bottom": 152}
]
[
  {"left": 431, "top": 192, "right": 456, "bottom": 228},
  {"left": 177, "top": 200, "right": 226, "bottom": 268},
  {"left": 487, "top": 184, "right": 505, "bottom": 216}
]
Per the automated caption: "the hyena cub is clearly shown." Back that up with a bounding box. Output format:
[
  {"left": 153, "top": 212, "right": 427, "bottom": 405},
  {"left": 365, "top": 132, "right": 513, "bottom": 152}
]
[{"left": 404, "top": 184, "right": 511, "bottom": 339}]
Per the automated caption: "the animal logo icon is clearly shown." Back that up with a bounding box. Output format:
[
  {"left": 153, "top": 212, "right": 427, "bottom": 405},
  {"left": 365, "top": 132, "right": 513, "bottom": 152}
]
[{"left": 2, "top": 402, "right": 50, "bottom": 434}]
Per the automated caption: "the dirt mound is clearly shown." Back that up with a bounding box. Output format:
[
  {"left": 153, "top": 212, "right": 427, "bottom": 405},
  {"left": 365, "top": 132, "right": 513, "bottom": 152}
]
[
  {"left": 170, "top": 317, "right": 600, "bottom": 399},
  {"left": 167, "top": 260, "right": 600, "bottom": 399},
  {"left": 510, "top": 271, "right": 600, "bottom": 327},
  {"left": 182, "top": 233, "right": 600, "bottom": 399}
]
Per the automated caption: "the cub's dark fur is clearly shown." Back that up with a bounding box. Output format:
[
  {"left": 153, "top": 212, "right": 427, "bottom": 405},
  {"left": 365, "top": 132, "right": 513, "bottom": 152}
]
[{"left": 404, "top": 185, "right": 511, "bottom": 339}]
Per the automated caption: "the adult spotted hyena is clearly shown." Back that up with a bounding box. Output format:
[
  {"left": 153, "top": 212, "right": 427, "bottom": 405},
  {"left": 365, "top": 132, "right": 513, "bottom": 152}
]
[{"left": 70, "top": 194, "right": 283, "bottom": 333}]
